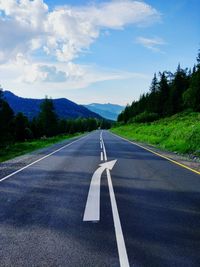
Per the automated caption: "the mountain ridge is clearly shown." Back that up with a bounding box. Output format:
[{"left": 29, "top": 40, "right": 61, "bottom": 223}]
[
  {"left": 84, "top": 103, "right": 125, "bottom": 121},
  {"left": 3, "top": 91, "right": 102, "bottom": 120}
]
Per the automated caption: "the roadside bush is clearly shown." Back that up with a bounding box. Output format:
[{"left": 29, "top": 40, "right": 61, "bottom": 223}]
[{"left": 131, "top": 111, "right": 159, "bottom": 123}]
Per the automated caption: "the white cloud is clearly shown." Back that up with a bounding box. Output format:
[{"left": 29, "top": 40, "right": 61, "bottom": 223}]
[
  {"left": 136, "top": 36, "right": 166, "bottom": 52},
  {"left": 0, "top": 58, "right": 149, "bottom": 91},
  {"left": 0, "top": 0, "right": 159, "bottom": 100},
  {"left": 19, "top": 61, "right": 144, "bottom": 87},
  {"left": 0, "top": 0, "right": 48, "bottom": 28},
  {"left": 0, "top": 0, "right": 160, "bottom": 64},
  {"left": 21, "top": 65, "right": 67, "bottom": 83}
]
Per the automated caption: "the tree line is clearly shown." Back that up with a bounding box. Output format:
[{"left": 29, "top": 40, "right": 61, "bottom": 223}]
[
  {"left": 0, "top": 93, "right": 111, "bottom": 147},
  {"left": 118, "top": 49, "right": 200, "bottom": 123}
]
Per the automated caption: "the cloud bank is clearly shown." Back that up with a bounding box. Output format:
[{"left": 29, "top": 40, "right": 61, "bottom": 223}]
[{"left": 0, "top": 0, "right": 160, "bottom": 87}]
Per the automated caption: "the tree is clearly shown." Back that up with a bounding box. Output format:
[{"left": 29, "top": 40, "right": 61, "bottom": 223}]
[
  {"left": 150, "top": 73, "right": 159, "bottom": 93},
  {"left": 58, "top": 119, "right": 68, "bottom": 134},
  {"left": 0, "top": 88, "right": 14, "bottom": 146},
  {"left": 38, "top": 97, "right": 58, "bottom": 137},
  {"left": 168, "top": 64, "right": 189, "bottom": 114},
  {"left": 183, "top": 50, "right": 200, "bottom": 111},
  {"left": 86, "top": 118, "right": 98, "bottom": 131},
  {"left": 157, "top": 72, "right": 170, "bottom": 116},
  {"left": 14, "top": 112, "right": 30, "bottom": 141}
]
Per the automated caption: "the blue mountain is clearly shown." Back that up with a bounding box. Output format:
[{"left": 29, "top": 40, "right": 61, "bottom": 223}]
[
  {"left": 84, "top": 103, "right": 125, "bottom": 121},
  {"left": 3, "top": 91, "right": 102, "bottom": 120}
]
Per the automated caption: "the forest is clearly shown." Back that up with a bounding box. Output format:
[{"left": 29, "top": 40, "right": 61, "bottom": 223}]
[
  {"left": 0, "top": 92, "right": 110, "bottom": 148},
  {"left": 118, "top": 49, "right": 200, "bottom": 123}
]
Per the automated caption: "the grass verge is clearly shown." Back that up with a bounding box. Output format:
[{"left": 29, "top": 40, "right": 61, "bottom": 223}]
[
  {"left": 111, "top": 112, "right": 200, "bottom": 156},
  {"left": 0, "top": 133, "right": 83, "bottom": 163}
]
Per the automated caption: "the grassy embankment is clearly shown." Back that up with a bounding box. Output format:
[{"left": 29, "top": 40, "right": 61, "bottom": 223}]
[
  {"left": 0, "top": 133, "right": 82, "bottom": 163},
  {"left": 111, "top": 112, "right": 200, "bottom": 156}
]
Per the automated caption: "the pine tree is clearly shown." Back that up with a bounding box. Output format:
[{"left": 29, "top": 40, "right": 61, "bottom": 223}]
[
  {"left": 14, "top": 112, "right": 30, "bottom": 141},
  {"left": 157, "top": 72, "right": 170, "bottom": 116},
  {"left": 168, "top": 64, "right": 189, "bottom": 114},
  {"left": 0, "top": 88, "right": 14, "bottom": 146},
  {"left": 150, "top": 73, "right": 158, "bottom": 93},
  {"left": 183, "top": 49, "right": 200, "bottom": 111},
  {"left": 38, "top": 97, "right": 58, "bottom": 137}
]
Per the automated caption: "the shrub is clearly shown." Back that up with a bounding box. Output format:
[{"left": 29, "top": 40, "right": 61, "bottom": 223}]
[{"left": 132, "top": 112, "right": 159, "bottom": 123}]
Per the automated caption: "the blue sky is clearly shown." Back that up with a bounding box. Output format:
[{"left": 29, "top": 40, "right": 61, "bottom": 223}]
[{"left": 0, "top": 0, "right": 199, "bottom": 104}]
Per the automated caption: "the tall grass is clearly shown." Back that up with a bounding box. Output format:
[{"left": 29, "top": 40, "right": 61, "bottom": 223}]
[{"left": 111, "top": 112, "right": 200, "bottom": 156}]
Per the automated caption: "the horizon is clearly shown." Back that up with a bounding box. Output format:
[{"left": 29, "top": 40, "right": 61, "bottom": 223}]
[
  {"left": 0, "top": 0, "right": 199, "bottom": 105},
  {"left": 3, "top": 90, "right": 125, "bottom": 106}
]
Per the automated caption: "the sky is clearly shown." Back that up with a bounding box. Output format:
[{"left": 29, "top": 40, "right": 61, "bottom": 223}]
[{"left": 0, "top": 0, "right": 199, "bottom": 105}]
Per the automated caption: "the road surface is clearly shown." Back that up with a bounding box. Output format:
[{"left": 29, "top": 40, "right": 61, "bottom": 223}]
[{"left": 0, "top": 130, "right": 200, "bottom": 267}]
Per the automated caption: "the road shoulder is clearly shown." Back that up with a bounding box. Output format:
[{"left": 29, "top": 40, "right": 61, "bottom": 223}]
[
  {"left": 110, "top": 131, "right": 200, "bottom": 173},
  {"left": 0, "top": 133, "right": 87, "bottom": 180}
]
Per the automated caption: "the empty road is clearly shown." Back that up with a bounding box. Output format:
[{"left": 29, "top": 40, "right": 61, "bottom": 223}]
[{"left": 0, "top": 130, "right": 200, "bottom": 267}]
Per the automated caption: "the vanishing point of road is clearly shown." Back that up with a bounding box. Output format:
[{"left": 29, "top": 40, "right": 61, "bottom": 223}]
[{"left": 0, "top": 130, "right": 200, "bottom": 267}]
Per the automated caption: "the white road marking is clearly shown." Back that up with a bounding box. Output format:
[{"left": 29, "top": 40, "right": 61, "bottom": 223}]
[
  {"left": 106, "top": 168, "right": 130, "bottom": 267},
  {"left": 83, "top": 160, "right": 117, "bottom": 221},
  {"left": 101, "top": 138, "right": 108, "bottom": 161},
  {"left": 100, "top": 130, "right": 103, "bottom": 141},
  {"left": 100, "top": 141, "right": 103, "bottom": 149},
  {"left": 0, "top": 134, "right": 89, "bottom": 183},
  {"left": 101, "top": 151, "right": 104, "bottom": 161},
  {"left": 101, "top": 132, "right": 130, "bottom": 267}
]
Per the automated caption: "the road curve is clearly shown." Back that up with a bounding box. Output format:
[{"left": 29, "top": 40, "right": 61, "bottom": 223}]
[{"left": 0, "top": 130, "right": 200, "bottom": 267}]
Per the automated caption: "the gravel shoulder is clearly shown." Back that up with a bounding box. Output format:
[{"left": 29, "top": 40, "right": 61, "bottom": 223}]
[{"left": 0, "top": 134, "right": 87, "bottom": 180}]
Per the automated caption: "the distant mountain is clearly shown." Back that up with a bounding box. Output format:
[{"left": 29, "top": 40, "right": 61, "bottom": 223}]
[
  {"left": 3, "top": 91, "right": 102, "bottom": 120},
  {"left": 84, "top": 103, "right": 125, "bottom": 121}
]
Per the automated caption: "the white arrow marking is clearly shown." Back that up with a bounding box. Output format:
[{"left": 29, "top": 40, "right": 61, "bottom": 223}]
[{"left": 83, "top": 160, "right": 117, "bottom": 221}]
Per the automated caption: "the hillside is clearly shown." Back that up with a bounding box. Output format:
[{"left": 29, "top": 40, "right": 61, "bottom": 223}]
[
  {"left": 84, "top": 103, "right": 124, "bottom": 121},
  {"left": 3, "top": 91, "right": 102, "bottom": 120},
  {"left": 111, "top": 112, "right": 200, "bottom": 156}
]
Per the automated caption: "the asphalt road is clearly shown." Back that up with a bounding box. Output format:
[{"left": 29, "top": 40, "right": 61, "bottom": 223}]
[{"left": 0, "top": 130, "right": 200, "bottom": 267}]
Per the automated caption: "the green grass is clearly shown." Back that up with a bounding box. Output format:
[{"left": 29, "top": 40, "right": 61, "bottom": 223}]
[
  {"left": 0, "top": 133, "right": 83, "bottom": 163},
  {"left": 111, "top": 112, "right": 200, "bottom": 156}
]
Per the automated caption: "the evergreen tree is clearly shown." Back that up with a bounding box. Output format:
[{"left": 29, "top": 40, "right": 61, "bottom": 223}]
[
  {"left": 87, "top": 118, "right": 98, "bottom": 131},
  {"left": 117, "top": 48, "right": 200, "bottom": 124},
  {"left": 14, "top": 112, "right": 30, "bottom": 141},
  {"left": 0, "top": 88, "right": 14, "bottom": 146},
  {"left": 38, "top": 97, "right": 58, "bottom": 137},
  {"left": 168, "top": 64, "right": 189, "bottom": 114},
  {"left": 146, "top": 73, "right": 160, "bottom": 114},
  {"left": 157, "top": 72, "right": 170, "bottom": 116},
  {"left": 183, "top": 50, "right": 200, "bottom": 111},
  {"left": 150, "top": 73, "right": 159, "bottom": 93}
]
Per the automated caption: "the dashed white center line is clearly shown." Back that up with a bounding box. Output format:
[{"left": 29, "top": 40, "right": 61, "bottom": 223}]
[
  {"left": 100, "top": 141, "right": 103, "bottom": 149},
  {"left": 101, "top": 138, "right": 108, "bottom": 161},
  {"left": 101, "top": 151, "right": 104, "bottom": 161}
]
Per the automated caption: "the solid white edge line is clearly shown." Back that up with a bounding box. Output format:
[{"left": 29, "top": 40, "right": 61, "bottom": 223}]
[
  {"left": 0, "top": 133, "right": 89, "bottom": 183},
  {"left": 101, "top": 131, "right": 130, "bottom": 267}
]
